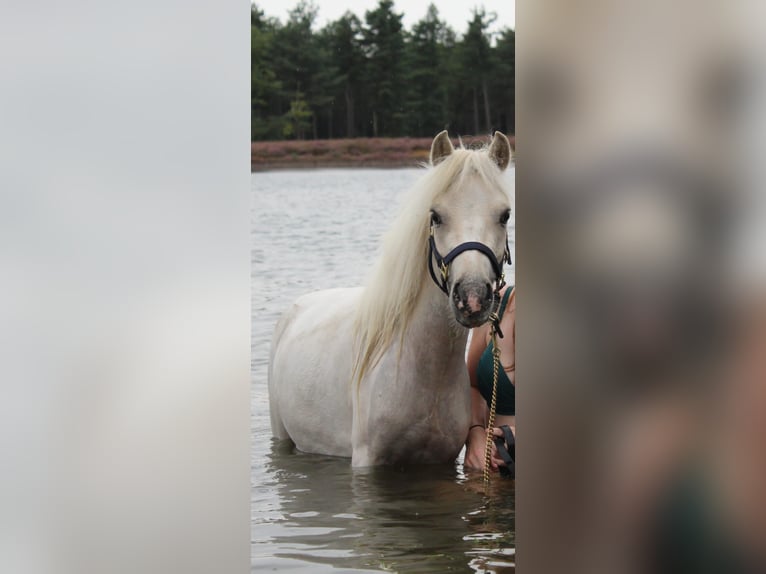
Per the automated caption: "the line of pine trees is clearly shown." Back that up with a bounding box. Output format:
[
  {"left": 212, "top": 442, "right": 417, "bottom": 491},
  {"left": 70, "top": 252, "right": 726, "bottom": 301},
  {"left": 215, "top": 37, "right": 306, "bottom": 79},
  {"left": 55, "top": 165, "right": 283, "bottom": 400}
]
[{"left": 251, "top": 1, "right": 514, "bottom": 141}]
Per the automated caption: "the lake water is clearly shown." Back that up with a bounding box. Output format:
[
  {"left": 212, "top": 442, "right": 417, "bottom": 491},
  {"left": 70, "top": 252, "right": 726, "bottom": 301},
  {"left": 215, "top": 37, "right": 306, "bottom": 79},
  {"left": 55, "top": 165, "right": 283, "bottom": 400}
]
[{"left": 252, "top": 168, "right": 516, "bottom": 573}]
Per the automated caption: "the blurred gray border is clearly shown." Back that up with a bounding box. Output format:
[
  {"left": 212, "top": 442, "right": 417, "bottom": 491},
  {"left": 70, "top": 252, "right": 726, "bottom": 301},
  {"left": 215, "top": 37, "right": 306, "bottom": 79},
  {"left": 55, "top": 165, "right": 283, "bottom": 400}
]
[{"left": 0, "top": 2, "right": 251, "bottom": 573}]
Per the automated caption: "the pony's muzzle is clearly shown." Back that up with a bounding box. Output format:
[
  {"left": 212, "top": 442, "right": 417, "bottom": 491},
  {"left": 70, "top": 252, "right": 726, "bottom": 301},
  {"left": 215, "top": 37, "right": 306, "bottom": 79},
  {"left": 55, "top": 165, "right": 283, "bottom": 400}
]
[{"left": 452, "top": 280, "right": 493, "bottom": 327}]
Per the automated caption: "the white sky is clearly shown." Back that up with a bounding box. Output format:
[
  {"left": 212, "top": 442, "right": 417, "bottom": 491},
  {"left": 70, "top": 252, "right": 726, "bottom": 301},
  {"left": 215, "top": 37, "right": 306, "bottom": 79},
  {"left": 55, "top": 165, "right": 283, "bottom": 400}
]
[{"left": 255, "top": 0, "right": 515, "bottom": 35}]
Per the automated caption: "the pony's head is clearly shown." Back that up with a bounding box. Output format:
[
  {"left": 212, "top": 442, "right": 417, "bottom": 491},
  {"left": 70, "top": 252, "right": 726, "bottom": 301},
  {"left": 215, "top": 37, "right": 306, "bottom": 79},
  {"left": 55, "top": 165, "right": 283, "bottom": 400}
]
[
  {"left": 353, "top": 131, "right": 513, "bottom": 384},
  {"left": 428, "top": 130, "right": 513, "bottom": 327}
]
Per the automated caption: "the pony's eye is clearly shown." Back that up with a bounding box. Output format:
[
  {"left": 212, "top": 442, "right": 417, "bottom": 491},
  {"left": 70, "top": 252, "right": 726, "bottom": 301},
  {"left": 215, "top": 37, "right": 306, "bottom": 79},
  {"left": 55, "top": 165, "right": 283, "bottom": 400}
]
[
  {"left": 430, "top": 211, "right": 442, "bottom": 226},
  {"left": 499, "top": 210, "right": 511, "bottom": 225}
]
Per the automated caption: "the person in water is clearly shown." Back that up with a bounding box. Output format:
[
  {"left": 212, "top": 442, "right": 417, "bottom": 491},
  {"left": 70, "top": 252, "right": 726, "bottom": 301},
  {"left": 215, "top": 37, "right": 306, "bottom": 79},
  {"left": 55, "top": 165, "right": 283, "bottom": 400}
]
[{"left": 464, "top": 284, "right": 515, "bottom": 471}]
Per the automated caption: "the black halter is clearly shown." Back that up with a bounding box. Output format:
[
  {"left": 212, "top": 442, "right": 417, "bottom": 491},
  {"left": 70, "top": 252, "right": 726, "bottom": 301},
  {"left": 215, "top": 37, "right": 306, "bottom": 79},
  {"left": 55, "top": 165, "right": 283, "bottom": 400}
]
[{"left": 427, "top": 225, "right": 511, "bottom": 297}]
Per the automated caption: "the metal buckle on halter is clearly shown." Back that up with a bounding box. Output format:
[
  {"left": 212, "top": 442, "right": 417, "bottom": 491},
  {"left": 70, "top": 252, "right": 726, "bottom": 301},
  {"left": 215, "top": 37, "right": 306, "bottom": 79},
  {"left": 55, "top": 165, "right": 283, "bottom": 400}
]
[{"left": 440, "top": 262, "right": 449, "bottom": 282}]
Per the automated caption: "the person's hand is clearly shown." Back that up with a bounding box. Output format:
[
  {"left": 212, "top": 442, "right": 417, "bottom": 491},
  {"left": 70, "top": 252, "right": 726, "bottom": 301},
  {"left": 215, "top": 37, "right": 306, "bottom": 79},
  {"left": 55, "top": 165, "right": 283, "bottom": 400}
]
[
  {"left": 464, "top": 426, "right": 507, "bottom": 470},
  {"left": 464, "top": 426, "right": 487, "bottom": 470}
]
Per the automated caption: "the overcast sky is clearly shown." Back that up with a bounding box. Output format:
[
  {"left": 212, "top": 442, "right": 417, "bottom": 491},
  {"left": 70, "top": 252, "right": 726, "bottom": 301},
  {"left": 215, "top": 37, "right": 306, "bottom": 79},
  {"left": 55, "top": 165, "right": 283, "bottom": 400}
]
[{"left": 255, "top": 0, "right": 515, "bottom": 35}]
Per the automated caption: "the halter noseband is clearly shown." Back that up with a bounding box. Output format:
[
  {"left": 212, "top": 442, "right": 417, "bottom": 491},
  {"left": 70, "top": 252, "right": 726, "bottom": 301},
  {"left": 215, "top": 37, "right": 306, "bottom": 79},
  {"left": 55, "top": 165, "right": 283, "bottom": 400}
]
[{"left": 427, "top": 225, "right": 511, "bottom": 299}]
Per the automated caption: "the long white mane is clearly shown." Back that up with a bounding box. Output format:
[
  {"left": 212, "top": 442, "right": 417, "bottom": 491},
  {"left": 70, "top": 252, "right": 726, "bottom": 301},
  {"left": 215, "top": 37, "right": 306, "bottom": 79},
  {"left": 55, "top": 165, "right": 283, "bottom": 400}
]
[{"left": 352, "top": 144, "right": 511, "bottom": 385}]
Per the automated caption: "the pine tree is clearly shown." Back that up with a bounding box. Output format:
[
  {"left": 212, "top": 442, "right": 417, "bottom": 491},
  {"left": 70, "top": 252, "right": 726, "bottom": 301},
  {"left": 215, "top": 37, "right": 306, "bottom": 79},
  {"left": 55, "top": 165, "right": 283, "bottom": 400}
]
[
  {"left": 459, "top": 9, "right": 496, "bottom": 134},
  {"left": 272, "top": 1, "right": 320, "bottom": 137},
  {"left": 363, "top": 0, "right": 406, "bottom": 137},
  {"left": 251, "top": 4, "right": 282, "bottom": 139},
  {"left": 282, "top": 94, "right": 313, "bottom": 139},
  {"left": 404, "top": 4, "right": 451, "bottom": 137},
  {"left": 494, "top": 28, "right": 515, "bottom": 134},
  {"left": 326, "top": 13, "right": 365, "bottom": 138}
]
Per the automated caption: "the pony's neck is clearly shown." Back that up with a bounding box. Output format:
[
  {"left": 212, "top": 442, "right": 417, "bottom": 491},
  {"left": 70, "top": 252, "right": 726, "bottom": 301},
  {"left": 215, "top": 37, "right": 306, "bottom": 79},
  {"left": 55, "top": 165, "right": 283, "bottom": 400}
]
[{"left": 403, "top": 273, "right": 468, "bottom": 362}]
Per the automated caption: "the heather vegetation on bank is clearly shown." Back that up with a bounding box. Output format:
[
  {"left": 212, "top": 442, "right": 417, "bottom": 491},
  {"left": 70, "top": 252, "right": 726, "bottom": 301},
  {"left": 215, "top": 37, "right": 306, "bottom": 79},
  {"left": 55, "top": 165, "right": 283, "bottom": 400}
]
[{"left": 251, "top": 135, "right": 515, "bottom": 171}]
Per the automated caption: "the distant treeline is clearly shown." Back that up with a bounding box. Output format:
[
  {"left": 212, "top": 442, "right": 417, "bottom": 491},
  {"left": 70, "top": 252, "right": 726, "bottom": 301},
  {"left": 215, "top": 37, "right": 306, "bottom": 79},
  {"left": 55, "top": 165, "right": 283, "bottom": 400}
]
[{"left": 251, "top": 0, "right": 514, "bottom": 141}]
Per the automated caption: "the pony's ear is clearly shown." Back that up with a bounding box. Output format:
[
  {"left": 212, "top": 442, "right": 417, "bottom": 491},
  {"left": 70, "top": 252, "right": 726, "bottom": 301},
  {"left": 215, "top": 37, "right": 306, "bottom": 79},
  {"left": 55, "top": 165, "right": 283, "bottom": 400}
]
[
  {"left": 488, "top": 131, "right": 512, "bottom": 171},
  {"left": 430, "top": 130, "right": 454, "bottom": 165}
]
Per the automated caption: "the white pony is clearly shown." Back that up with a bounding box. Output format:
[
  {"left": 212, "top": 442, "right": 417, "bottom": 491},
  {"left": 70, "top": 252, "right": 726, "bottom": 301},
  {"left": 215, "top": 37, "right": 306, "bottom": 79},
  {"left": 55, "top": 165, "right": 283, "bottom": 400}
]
[{"left": 269, "top": 131, "right": 513, "bottom": 466}]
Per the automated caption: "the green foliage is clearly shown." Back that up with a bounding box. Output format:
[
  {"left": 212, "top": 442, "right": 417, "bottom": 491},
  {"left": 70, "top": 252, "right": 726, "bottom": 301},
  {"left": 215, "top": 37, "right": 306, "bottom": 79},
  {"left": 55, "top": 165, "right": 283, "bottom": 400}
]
[
  {"left": 460, "top": 8, "right": 495, "bottom": 77},
  {"left": 251, "top": 4, "right": 283, "bottom": 139},
  {"left": 282, "top": 95, "right": 313, "bottom": 139},
  {"left": 250, "top": 0, "right": 514, "bottom": 141},
  {"left": 363, "top": 0, "right": 406, "bottom": 136},
  {"left": 404, "top": 4, "right": 451, "bottom": 137},
  {"left": 494, "top": 28, "right": 515, "bottom": 133},
  {"left": 325, "top": 13, "right": 365, "bottom": 137}
]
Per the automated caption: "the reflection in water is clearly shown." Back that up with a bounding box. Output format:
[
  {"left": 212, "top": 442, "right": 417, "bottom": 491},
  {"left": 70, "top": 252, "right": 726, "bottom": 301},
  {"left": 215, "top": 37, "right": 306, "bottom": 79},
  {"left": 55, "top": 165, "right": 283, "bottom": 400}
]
[
  {"left": 252, "top": 169, "right": 515, "bottom": 572},
  {"left": 254, "top": 440, "right": 514, "bottom": 573}
]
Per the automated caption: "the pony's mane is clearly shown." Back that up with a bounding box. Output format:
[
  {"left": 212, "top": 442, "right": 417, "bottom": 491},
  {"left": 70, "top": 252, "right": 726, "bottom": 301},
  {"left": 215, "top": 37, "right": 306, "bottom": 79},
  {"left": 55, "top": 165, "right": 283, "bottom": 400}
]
[{"left": 352, "top": 141, "right": 511, "bottom": 386}]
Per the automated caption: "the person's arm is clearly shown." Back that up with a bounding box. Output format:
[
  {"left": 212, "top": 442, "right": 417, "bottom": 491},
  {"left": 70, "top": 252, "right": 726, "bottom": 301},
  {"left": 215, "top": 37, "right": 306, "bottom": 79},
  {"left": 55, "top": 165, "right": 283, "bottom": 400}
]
[{"left": 464, "top": 324, "right": 491, "bottom": 469}]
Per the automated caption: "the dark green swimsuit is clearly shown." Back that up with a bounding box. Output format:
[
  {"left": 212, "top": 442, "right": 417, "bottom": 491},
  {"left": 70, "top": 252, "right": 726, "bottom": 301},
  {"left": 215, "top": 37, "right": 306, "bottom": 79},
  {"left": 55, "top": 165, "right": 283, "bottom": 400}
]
[{"left": 476, "top": 287, "right": 515, "bottom": 416}]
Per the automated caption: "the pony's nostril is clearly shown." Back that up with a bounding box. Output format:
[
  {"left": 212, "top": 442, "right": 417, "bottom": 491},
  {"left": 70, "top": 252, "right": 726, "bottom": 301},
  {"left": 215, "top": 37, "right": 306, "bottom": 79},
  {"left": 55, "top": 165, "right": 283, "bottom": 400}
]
[{"left": 451, "top": 282, "right": 465, "bottom": 308}]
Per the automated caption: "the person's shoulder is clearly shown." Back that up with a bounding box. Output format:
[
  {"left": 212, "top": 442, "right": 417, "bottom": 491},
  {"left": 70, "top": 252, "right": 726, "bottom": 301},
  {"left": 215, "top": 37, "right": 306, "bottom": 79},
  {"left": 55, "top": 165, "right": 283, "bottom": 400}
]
[
  {"left": 499, "top": 284, "right": 515, "bottom": 305},
  {"left": 499, "top": 284, "right": 514, "bottom": 298}
]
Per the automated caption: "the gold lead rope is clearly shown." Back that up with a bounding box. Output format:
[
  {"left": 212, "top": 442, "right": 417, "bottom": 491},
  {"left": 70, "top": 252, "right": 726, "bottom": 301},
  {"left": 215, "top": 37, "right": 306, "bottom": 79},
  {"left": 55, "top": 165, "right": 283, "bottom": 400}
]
[{"left": 483, "top": 316, "right": 501, "bottom": 487}]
